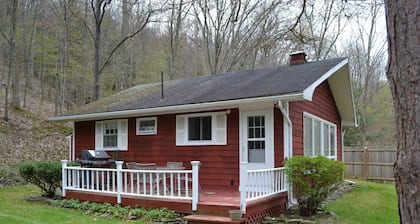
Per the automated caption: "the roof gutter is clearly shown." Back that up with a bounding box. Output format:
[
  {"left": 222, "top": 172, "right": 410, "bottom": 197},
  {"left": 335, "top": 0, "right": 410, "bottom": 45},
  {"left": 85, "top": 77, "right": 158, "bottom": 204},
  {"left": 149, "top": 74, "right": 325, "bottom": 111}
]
[{"left": 50, "top": 93, "right": 304, "bottom": 122}]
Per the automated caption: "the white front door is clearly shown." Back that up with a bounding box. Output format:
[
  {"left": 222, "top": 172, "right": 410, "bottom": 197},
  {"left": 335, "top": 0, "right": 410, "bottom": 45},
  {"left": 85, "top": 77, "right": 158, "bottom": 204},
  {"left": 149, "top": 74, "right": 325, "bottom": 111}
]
[{"left": 241, "top": 109, "right": 274, "bottom": 170}]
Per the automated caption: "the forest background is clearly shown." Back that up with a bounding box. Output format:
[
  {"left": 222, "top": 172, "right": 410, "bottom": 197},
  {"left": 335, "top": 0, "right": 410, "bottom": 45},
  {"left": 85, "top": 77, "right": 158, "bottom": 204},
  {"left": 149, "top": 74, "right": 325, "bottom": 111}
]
[{"left": 0, "top": 0, "right": 395, "bottom": 148}]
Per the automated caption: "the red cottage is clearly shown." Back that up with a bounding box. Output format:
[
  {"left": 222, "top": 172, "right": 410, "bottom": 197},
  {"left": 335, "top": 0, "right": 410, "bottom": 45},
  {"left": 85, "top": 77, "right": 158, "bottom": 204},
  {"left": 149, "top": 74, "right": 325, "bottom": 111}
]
[{"left": 51, "top": 52, "right": 356, "bottom": 223}]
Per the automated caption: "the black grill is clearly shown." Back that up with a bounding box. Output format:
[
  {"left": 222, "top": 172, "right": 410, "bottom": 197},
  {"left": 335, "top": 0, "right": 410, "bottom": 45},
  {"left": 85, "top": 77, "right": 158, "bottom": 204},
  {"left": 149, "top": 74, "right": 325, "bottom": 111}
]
[{"left": 77, "top": 150, "right": 115, "bottom": 167}]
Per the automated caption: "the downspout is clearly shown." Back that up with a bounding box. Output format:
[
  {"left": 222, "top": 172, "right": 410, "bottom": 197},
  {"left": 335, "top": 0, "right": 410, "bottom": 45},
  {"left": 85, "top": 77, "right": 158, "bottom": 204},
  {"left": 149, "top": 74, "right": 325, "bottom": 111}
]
[
  {"left": 277, "top": 100, "right": 292, "bottom": 160},
  {"left": 341, "top": 128, "right": 346, "bottom": 180},
  {"left": 72, "top": 122, "right": 75, "bottom": 161},
  {"left": 342, "top": 128, "right": 346, "bottom": 162},
  {"left": 277, "top": 100, "right": 296, "bottom": 206}
]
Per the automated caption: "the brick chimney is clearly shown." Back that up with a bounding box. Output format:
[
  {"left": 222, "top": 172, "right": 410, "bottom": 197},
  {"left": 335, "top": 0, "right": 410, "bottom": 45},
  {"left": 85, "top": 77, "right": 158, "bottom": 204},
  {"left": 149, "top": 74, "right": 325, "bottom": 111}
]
[{"left": 289, "top": 51, "right": 307, "bottom": 65}]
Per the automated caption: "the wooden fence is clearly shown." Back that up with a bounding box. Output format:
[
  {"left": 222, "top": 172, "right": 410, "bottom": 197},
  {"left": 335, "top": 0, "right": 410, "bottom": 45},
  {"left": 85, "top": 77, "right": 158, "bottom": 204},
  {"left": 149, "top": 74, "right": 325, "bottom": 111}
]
[{"left": 343, "top": 146, "right": 396, "bottom": 181}]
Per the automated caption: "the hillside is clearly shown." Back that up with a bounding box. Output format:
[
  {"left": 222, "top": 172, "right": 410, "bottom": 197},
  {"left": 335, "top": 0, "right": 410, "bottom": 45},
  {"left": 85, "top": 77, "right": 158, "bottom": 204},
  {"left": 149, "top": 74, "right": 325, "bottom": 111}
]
[{"left": 0, "top": 86, "right": 70, "bottom": 187}]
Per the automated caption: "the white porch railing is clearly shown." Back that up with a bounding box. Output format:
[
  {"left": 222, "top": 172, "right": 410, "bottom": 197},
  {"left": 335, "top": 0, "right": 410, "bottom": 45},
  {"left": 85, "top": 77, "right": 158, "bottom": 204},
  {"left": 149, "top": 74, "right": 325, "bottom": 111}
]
[
  {"left": 61, "top": 160, "right": 201, "bottom": 211},
  {"left": 239, "top": 163, "right": 287, "bottom": 213}
]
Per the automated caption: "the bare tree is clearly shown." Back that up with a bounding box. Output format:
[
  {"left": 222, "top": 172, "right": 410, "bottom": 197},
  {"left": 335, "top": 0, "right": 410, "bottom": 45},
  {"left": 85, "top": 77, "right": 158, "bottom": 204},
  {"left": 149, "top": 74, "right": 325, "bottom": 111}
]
[
  {"left": 290, "top": 0, "right": 352, "bottom": 61},
  {"left": 191, "top": 0, "right": 295, "bottom": 74},
  {"left": 385, "top": 0, "right": 420, "bottom": 223},
  {"left": 345, "top": 0, "right": 388, "bottom": 146},
  {"left": 77, "top": 0, "right": 161, "bottom": 101},
  {"left": 165, "top": 0, "right": 189, "bottom": 80},
  {"left": 49, "top": 0, "right": 73, "bottom": 114},
  {"left": 0, "top": 0, "right": 19, "bottom": 121},
  {"left": 21, "top": 0, "right": 42, "bottom": 108}
]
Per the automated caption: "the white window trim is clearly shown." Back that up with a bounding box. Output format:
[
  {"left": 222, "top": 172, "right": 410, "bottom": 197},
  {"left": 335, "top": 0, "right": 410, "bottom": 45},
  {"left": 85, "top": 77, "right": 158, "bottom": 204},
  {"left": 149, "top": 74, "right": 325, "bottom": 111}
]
[
  {"left": 95, "top": 119, "right": 128, "bottom": 151},
  {"left": 176, "top": 111, "right": 227, "bottom": 146},
  {"left": 136, "top": 117, "right": 157, "bottom": 135},
  {"left": 303, "top": 112, "right": 337, "bottom": 159}
]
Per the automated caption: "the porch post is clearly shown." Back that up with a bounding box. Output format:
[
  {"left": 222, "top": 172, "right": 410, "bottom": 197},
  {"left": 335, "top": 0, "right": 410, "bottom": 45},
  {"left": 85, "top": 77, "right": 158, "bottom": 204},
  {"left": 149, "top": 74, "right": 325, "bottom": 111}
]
[
  {"left": 116, "top": 161, "right": 124, "bottom": 204},
  {"left": 191, "top": 161, "right": 201, "bottom": 211},
  {"left": 240, "top": 162, "right": 248, "bottom": 214},
  {"left": 61, "top": 160, "right": 68, "bottom": 197}
]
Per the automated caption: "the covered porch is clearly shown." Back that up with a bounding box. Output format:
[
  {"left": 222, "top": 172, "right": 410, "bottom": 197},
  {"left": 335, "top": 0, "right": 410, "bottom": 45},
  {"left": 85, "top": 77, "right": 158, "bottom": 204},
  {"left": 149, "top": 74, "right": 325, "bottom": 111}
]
[{"left": 61, "top": 160, "right": 288, "bottom": 222}]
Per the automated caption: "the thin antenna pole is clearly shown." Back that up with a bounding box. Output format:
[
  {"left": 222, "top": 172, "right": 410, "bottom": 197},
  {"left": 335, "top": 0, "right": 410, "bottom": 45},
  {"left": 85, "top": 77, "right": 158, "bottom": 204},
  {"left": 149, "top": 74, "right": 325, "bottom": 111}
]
[{"left": 161, "top": 71, "right": 164, "bottom": 99}]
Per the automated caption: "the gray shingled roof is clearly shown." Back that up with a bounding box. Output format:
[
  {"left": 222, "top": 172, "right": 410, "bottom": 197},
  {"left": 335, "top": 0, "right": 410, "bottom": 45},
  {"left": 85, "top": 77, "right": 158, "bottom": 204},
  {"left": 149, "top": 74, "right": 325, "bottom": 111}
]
[{"left": 59, "top": 57, "right": 347, "bottom": 117}]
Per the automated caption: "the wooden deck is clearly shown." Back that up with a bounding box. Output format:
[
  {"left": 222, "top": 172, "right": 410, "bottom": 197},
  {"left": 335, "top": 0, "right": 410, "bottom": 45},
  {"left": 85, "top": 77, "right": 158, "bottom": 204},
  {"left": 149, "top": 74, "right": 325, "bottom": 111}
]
[
  {"left": 65, "top": 188, "right": 288, "bottom": 223},
  {"left": 66, "top": 188, "right": 241, "bottom": 215}
]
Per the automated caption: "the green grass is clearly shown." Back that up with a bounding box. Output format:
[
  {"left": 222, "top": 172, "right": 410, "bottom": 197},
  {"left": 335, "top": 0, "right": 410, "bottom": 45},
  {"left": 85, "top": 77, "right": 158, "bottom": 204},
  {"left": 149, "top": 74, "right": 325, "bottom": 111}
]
[
  {"left": 327, "top": 180, "right": 399, "bottom": 224},
  {"left": 0, "top": 181, "right": 400, "bottom": 224},
  {"left": 0, "top": 185, "right": 146, "bottom": 224}
]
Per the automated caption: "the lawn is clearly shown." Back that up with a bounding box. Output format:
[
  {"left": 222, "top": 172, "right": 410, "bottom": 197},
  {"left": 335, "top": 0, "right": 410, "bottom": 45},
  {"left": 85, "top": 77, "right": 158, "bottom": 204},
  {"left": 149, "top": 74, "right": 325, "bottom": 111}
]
[
  {"left": 0, "top": 185, "right": 145, "bottom": 224},
  {"left": 327, "top": 180, "right": 399, "bottom": 224},
  {"left": 0, "top": 181, "right": 400, "bottom": 224}
]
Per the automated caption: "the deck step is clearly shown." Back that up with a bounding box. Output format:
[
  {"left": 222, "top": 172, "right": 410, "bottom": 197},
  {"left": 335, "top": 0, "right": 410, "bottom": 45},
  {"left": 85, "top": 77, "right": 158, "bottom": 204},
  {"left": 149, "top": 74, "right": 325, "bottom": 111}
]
[{"left": 184, "top": 214, "right": 245, "bottom": 224}]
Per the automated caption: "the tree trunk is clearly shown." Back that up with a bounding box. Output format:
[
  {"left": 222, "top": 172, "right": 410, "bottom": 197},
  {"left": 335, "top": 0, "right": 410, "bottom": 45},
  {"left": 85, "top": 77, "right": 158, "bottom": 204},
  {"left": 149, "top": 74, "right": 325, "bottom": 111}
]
[
  {"left": 384, "top": 0, "right": 420, "bottom": 223},
  {"left": 3, "top": 0, "right": 19, "bottom": 121},
  {"left": 93, "top": 0, "right": 102, "bottom": 101},
  {"left": 23, "top": 0, "right": 40, "bottom": 108},
  {"left": 10, "top": 0, "right": 20, "bottom": 109}
]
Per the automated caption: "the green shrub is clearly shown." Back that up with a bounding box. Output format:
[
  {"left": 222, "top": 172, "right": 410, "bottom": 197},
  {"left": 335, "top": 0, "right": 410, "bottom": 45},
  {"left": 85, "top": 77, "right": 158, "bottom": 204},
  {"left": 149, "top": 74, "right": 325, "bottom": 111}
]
[
  {"left": 285, "top": 156, "right": 344, "bottom": 216},
  {"left": 0, "top": 164, "right": 25, "bottom": 186},
  {"left": 52, "top": 199, "right": 180, "bottom": 221},
  {"left": 145, "top": 207, "right": 177, "bottom": 220},
  {"left": 19, "top": 161, "right": 62, "bottom": 198}
]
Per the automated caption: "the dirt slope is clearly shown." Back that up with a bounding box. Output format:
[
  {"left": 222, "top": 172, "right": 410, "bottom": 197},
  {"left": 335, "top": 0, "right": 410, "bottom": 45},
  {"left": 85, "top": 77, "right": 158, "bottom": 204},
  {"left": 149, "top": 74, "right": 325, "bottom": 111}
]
[{"left": 0, "top": 89, "right": 70, "bottom": 186}]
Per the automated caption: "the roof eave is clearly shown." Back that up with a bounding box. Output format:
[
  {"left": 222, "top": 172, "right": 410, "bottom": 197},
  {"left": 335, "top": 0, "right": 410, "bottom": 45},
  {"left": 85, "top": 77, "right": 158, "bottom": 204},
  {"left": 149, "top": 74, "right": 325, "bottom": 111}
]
[
  {"left": 342, "top": 119, "right": 358, "bottom": 127},
  {"left": 302, "top": 58, "right": 349, "bottom": 101},
  {"left": 302, "top": 58, "right": 357, "bottom": 127},
  {"left": 49, "top": 93, "right": 304, "bottom": 122}
]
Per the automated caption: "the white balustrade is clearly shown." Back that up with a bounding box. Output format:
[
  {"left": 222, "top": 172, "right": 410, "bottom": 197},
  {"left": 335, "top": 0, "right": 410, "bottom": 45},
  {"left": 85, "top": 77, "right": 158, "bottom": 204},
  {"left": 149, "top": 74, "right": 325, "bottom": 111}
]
[
  {"left": 61, "top": 160, "right": 200, "bottom": 211},
  {"left": 239, "top": 162, "right": 287, "bottom": 214}
]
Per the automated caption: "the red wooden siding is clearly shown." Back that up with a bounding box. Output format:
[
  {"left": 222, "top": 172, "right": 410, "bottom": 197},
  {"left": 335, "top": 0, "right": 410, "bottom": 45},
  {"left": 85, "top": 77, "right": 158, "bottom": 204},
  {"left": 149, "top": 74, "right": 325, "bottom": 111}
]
[
  {"left": 289, "top": 81, "right": 343, "bottom": 161},
  {"left": 273, "top": 109, "right": 285, "bottom": 167},
  {"left": 73, "top": 80, "right": 343, "bottom": 190},
  {"left": 74, "top": 109, "right": 240, "bottom": 190},
  {"left": 74, "top": 120, "right": 95, "bottom": 156}
]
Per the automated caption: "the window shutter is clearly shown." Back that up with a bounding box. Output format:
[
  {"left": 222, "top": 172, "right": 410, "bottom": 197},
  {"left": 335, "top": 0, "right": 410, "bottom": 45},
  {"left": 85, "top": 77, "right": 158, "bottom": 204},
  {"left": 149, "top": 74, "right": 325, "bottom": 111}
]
[
  {"left": 95, "top": 122, "right": 103, "bottom": 150},
  {"left": 118, "top": 119, "right": 128, "bottom": 150},
  {"left": 214, "top": 113, "right": 227, "bottom": 145},
  {"left": 176, "top": 116, "right": 186, "bottom": 145}
]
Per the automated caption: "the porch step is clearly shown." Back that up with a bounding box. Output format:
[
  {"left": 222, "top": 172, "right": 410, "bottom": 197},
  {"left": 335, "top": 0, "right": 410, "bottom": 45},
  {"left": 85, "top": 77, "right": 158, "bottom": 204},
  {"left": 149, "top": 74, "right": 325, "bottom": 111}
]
[
  {"left": 197, "top": 203, "right": 239, "bottom": 216},
  {"left": 184, "top": 214, "right": 245, "bottom": 224}
]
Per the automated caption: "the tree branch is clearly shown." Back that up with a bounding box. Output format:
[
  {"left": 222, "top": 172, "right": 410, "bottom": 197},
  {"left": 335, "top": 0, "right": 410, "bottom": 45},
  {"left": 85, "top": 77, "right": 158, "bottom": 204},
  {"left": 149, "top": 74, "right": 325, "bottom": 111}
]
[
  {"left": 98, "top": 9, "right": 155, "bottom": 75},
  {"left": 68, "top": 2, "right": 96, "bottom": 48},
  {"left": 287, "top": 0, "right": 307, "bottom": 35},
  {"left": 0, "top": 28, "right": 11, "bottom": 45}
]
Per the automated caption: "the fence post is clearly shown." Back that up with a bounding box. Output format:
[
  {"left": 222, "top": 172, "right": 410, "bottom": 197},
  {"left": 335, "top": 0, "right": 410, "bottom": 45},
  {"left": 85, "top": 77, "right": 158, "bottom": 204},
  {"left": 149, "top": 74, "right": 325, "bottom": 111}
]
[
  {"left": 116, "top": 161, "right": 123, "bottom": 204},
  {"left": 191, "top": 161, "right": 201, "bottom": 211},
  {"left": 240, "top": 162, "right": 248, "bottom": 214},
  {"left": 363, "top": 147, "right": 368, "bottom": 180},
  {"left": 61, "top": 160, "right": 68, "bottom": 197}
]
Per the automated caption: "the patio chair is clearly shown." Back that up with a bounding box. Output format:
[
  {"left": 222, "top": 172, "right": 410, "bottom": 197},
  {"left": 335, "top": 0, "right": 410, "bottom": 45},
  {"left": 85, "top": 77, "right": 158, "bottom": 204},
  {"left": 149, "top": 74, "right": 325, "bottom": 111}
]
[
  {"left": 125, "top": 162, "right": 160, "bottom": 194},
  {"left": 166, "top": 161, "right": 183, "bottom": 168},
  {"left": 136, "top": 163, "right": 157, "bottom": 170},
  {"left": 125, "top": 162, "right": 138, "bottom": 169},
  {"left": 166, "top": 161, "right": 201, "bottom": 195}
]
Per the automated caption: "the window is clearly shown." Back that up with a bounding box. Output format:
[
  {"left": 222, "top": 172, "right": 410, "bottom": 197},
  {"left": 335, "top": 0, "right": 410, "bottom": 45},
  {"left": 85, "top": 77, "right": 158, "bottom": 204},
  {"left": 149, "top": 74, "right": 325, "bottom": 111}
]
[
  {"left": 103, "top": 121, "right": 118, "bottom": 147},
  {"left": 176, "top": 112, "right": 227, "bottom": 146},
  {"left": 95, "top": 119, "right": 128, "bottom": 151},
  {"left": 247, "top": 116, "right": 266, "bottom": 163},
  {"left": 136, "top": 117, "right": 157, "bottom": 135},
  {"left": 188, "top": 116, "right": 212, "bottom": 140},
  {"left": 303, "top": 113, "right": 337, "bottom": 159}
]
